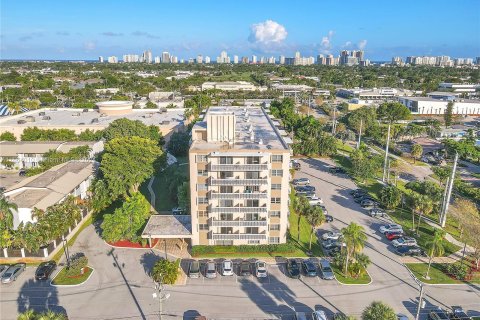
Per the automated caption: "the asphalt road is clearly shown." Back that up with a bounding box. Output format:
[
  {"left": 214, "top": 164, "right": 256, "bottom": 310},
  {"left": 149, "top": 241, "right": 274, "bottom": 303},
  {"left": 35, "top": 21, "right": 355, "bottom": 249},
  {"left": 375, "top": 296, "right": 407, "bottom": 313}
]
[{"left": 0, "top": 158, "right": 479, "bottom": 320}]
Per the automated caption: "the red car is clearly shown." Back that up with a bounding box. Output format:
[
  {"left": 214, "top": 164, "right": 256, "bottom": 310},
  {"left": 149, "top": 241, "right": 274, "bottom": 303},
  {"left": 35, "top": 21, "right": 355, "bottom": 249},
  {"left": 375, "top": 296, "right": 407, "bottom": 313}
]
[{"left": 385, "top": 231, "right": 403, "bottom": 241}]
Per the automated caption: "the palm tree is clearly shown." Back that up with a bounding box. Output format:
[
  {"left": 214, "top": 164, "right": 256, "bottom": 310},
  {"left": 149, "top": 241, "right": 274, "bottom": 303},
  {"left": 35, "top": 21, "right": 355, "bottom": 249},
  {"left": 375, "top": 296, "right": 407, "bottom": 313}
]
[
  {"left": 355, "top": 252, "right": 371, "bottom": 275},
  {"left": 293, "top": 195, "right": 309, "bottom": 242},
  {"left": 342, "top": 222, "right": 367, "bottom": 275},
  {"left": 0, "top": 196, "right": 18, "bottom": 229},
  {"left": 8, "top": 101, "right": 21, "bottom": 115},
  {"left": 37, "top": 310, "right": 68, "bottom": 320},
  {"left": 416, "top": 195, "right": 433, "bottom": 236},
  {"left": 17, "top": 309, "right": 37, "bottom": 320},
  {"left": 410, "top": 192, "right": 423, "bottom": 231},
  {"left": 305, "top": 206, "right": 325, "bottom": 251},
  {"left": 425, "top": 228, "right": 446, "bottom": 279}
]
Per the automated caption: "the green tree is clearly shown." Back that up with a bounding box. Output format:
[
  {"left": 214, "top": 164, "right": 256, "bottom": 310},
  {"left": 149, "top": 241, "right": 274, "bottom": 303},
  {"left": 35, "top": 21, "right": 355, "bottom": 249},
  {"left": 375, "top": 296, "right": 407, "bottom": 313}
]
[
  {"left": 167, "top": 131, "right": 190, "bottom": 157},
  {"left": 305, "top": 206, "right": 325, "bottom": 250},
  {"left": 416, "top": 195, "right": 434, "bottom": 236},
  {"left": 0, "top": 196, "right": 18, "bottom": 229},
  {"left": 145, "top": 101, "right": 157, "bottom": 109},
  {"left": 444, "top": 101, "right": 454, "bottom": 128},
  {"left": 425, "top": 228, "right": 446, "bottom": 279},
  {"left": 342, "top": 222, "right": 367, "bottom": 275},
  {"left": 361, "top": 301, "right": 397, "bottom": 320},
  {"left": 351, "top": 148, "right": 383, "bottom": 183},
  {"left": 151, "top": 258, "right": 181, "bottom": 285},
  {"left": 293, "top": 195, "right": 310, "bottom": 242},
  {"left": 0, "top": 131, "right": 16, "bottom": 141},
  {"left": 177, "top": 181, "right": 190, "bottom": 213},
  {"left": 432, "top": 166, "right": 451, "bottom": 186},
  {"left": 100, "top": 137, "right": 161, "bottom": 197},
  {"left": 9, "top": 101, "right": 21, "bottom": 115},
  {"left": 410, "top": 144, "right": 423, "bottom": 163},
  {"left": 78, "top": 129, "right": 103, "bottom": 141},
  {"left": 380, "top": 185, "right": 402, "bottom": 210},
  {"left": 17, "top": 309, "right": 68, "bottom": 320},
  {"left": 103, "top": 118, "right": 164, "bottom": 145}
]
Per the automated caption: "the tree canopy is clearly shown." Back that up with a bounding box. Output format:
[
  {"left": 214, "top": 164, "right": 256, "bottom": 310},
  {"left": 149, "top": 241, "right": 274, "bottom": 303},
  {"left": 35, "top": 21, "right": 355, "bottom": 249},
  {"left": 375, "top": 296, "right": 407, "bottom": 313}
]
[{"left": 102, "top": 118, "right": 164, "bottom": 145}]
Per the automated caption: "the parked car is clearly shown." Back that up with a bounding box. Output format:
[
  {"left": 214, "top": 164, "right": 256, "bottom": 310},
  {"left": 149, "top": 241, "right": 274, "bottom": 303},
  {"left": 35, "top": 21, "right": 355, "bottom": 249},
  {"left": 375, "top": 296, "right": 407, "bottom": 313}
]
[
  {"left": 1, "top": 263, "right": 26, "bottom": 284},
  {"left": 239, "top": 260, "right": 252, "bottom": 276},
  {"left": 295, "top": 312, "right": 308, "bottom": 320},
  {"left": 369, "top": 208, "right": 386, "bottom": 217},
  {"left": 318, "top": 259, "right": 335, "bottom": 280},
  {"left": 302, "top": 259, "right": 317, "bottom": 277},
  {"left": 395, "top": 245, "right": 425, "bottom": 257},
  {"left": 35, "top": 261, "right": 57, "bottom": 281},
  {"left": 292, "top": 161, "right": 301, "bottom": 170},
  {"left": 325, "top": 214, "right": 334, "bottom": 222},
  {"left": 428, "top": 307, "right": 450, "bottom": 320},
  {"left": 392, "top": 237, "right": 417, "bottom": 248},
  {"left": 322, "top": 239, "right": 345, "bottom": 250},
  {"left": 255, "top": 261, "right": 267, "bottom": 278},
  {"left": 0, "top": 264, "right": 10, "bottom": 278},
  {"left": 317, "top": 205, "right": 328, "bottom": 215},
  {"left": 221, "top": 260, "right": 234, "bottom": 276},
  {"left": 312, "top": 310, "right": 328, "bottom": 320},
  {"left": 397, "top": 314, "right": 409, "bottom": 320},
  {"left": 171, "top": 207, "right": 185, "bottom": 215},
  {"left": 329, "top": 167, "right": 346, "bottom": 174},
  {"left": 301, "top": 185, "right": 316, "bottom": 192},
  {"left": 189, "top": 260, "right": 201, "bottom": 278},
  {"left": 306, "top": 194, "right": 320, "bottom": 201},
  {"left": 361, "top": 199, "right": 378, "bottom": 208},
  {"left": 379, "top": 224, "right": 403, "bottom": 234},
  {"left": 350, "top": 189, "right": 367, "bottom": 196},
  {"left": 293, "top": 178, "right": 310, "bottom": 185},
  {"left": 19, "top": 169, "right": 26, "bottom": 177},
  {"left": 205, "top": 261, "right": 217, "bottom": 279},
  {"left": 355, "top": 195, "right": 375, "bottom": 203},
  {"left": 386, "top": 231, "right": 404, "bottom": 241},
  {"left": 450, "top": 306, "right": 472, "bottom": 320},
  {"left": 322, "top": 231, "right": 342, "bottom": 241},
  {"left": 286, "top": 259, "right": 301, "bottom": 279},
  {"left": 309, "top": 198, "right": 324, "bottom": 206}
]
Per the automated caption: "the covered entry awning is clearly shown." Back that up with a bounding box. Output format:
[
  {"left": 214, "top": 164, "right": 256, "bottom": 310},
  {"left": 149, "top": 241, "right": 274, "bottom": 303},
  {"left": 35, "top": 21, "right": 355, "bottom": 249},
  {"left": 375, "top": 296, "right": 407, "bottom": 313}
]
[{"left": 141, "top": 215, "right": 192, "bottom": 240}]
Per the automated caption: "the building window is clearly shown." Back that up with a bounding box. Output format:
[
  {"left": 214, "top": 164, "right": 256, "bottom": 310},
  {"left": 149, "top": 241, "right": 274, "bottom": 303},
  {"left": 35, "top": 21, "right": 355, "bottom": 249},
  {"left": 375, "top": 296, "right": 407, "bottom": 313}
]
[
  {"left": 246, "top": 227, "right": 259, "bottom": 234},
  {"left": 197, "top": 197, "right": 208, "bottom": 205},
  {"left": 246, "top": 156, "right": 260, "bottom": 164},
  {"left": 198, "top": 210, "right": 208, "bottom": 217},
  {"left": 199, "top": 224, "right": 209, "bottom": 230},
  {"left": 269, "top": 211, "right": 281, "bottom": 218},
  {"left": 219, "top": 200, "right": 233, "bottom": 207},
  {"left": 271, "top": 197, "right": 281, "bottom": 204},
  {"left": 220, "top": 171, "right": 234, "bottom": 179},
  {"left": 246, "top": 171, "right": 260, "bottom": 179},
  {"left": 197, "top": 169, "right": 208, "bottom": 176},
  {"left": 271, "top": 184, "right": 281, "bottom": 190},
  {"left": 272, "top": 155, "right": 283, "bottom": 162},
  {"left": 219, "top": 156, "right": 233, "bottom": 164},
  {"left": 220, "top": 186, "right": 233, "bottom": 193},
  {"left": 196, "top": 155, "right": 207, "bottom": 163},
  {"left": 197, "top": 184, "right": 208, "bottom": 191},
  {"left": 248, "top": 240, "right": 260, "bottom": 244},
  {"left": 245, "top": 186, "right": 259, "bottom": 193},
  {"left": 269, "top": 224, "right": 280, "bottom": 231},
  {"left": 269, "top": 237, "right": 280, "bottom": 244},
  {"left": 271, "top": 170, "right": 283, "bottom": 176},
  {"left": 246, "top": 199, "right": 259, "bottom": 207}
]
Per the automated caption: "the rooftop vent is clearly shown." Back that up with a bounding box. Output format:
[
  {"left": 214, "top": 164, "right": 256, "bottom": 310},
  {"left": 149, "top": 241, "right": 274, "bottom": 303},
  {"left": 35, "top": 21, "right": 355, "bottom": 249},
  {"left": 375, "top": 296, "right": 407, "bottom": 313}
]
[
  {"left": 25, "top": 116, "right": 35, "bottom": 122},
  {"left": 39, "top": 112, "right": 46, "bottom": 116},
  {"left": 42, "top": 116, "right": 51, "bottom": 120}
]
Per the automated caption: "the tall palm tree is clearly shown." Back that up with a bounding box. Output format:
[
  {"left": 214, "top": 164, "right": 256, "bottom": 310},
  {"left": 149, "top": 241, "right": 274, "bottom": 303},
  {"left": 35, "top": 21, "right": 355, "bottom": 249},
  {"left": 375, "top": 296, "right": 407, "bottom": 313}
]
[
  {"left": 425, "top": 228, "right": 446, "bottom": 279},
  {"left": 17, "top": 309, "right": 37, "bottom": 320},
  {"left": 0, "top": 196, "right": 18, "bottom": 229},
  {"left": 342, "top": 222, "right": 367, "bottom": 275},
  {"left": 416, "top": 195, "right": 433, "bottom": 236},
  {"left": 293, "top": 195, "right": 309, "bottom": 242},
  {"left": 305, "top": 206, "right": 325, "bottom": 250},
  {"left": 410, "top": 192, "right": 423, "bottom": 231}
]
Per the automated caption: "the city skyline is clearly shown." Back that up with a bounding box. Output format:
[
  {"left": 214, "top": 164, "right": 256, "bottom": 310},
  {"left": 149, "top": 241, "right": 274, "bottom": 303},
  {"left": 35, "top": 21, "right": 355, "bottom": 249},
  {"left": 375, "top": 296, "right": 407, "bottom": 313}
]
[{"left": 1, "top": 0, "right": 479, "bottom": 60}]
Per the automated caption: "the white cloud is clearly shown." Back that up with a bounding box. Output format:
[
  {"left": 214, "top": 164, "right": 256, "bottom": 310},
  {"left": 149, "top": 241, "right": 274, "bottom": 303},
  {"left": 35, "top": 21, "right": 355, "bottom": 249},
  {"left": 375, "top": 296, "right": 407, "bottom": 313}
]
[
  {"left": 83, "top": 41, "right": 96, "bottom": 52},
  {"left": 248, "top": 20, "right": 287, "bottom": 53},
  {"left": 319, "top": 30, "right": 334, "bottom": 53},
  {"left": 358, "top": 40, "right": 368, "bottom": 50}
]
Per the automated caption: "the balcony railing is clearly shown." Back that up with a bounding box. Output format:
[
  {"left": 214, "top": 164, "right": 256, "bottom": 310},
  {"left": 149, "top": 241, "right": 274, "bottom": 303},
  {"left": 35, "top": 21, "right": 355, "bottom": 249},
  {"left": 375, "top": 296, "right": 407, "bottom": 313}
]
[
  {"left": 209, "top": 164, "right": 269, "bottom": 171},
  {"left": 209, "top": 207, "right": 268, "bottom": 213},
  {"left": 212, "top": 233, "right": 267, "bottom": 240},
  {"left": 210, "top": 219, "right": 268, "bottom": 227},
  {"left": 210, "top": 192, "right": 268, "bottom": 200},
  {"left": 210, "top": 178, "right": 268, "bottom": 186}
]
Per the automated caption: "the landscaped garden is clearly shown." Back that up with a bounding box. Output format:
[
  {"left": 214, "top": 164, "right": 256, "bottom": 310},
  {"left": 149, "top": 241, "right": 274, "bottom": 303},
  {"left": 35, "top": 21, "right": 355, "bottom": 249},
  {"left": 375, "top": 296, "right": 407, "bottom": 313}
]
[
  {"left": 406, "top": 257, "right": 480, "bottom": 284},
  {"left": 51, "top": 254, "right": 93, "bottom": 285}
]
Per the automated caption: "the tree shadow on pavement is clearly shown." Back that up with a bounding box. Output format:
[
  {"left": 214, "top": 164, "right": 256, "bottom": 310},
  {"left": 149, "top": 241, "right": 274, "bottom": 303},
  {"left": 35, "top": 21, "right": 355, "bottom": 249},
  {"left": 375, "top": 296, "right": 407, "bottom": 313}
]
[
  {"left": 139, "top": 251, "right": 161, "bottom": 276},
  {"left": 17, "top": 278, "right": 67, "bottom": 316}
]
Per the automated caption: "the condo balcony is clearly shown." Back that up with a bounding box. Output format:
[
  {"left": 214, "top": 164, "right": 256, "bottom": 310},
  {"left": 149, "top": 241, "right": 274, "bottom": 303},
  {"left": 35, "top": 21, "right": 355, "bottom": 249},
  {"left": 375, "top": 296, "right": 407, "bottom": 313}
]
[
  {"left": 210, "top": 218, "right": 268, "bottom": 227},
  {"left": 209, "top": 163, "right": 269, "bottom": 171},
  {"left": 209, "top": 206, "right": 268, "bottom": 213},
  {"left": 210, "top": 192, "right": 268, "bottom": 200},
  {"left": 211, "top": 233, "right": 267, "bottom": 240},
  {"left": 210, "top": 178, "right": 268, "bottom": 186}
]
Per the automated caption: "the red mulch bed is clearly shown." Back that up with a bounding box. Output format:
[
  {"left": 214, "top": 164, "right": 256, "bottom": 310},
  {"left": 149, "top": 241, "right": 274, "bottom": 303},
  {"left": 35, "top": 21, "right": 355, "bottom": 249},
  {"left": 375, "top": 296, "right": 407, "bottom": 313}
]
[{"left": 108, "top": 239, "right": 159, "bottom": 248}]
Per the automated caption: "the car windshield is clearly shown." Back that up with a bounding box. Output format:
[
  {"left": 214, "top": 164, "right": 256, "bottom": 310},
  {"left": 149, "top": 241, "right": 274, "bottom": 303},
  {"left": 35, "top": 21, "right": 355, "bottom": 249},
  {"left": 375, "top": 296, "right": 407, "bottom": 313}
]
[
  {"left": 323, "top": 266, "right": 332, "bottom": 272},
  {"left": 290, "top": 262, "right": 299, "bottom": 269},
  {"left": 257, "top": 263, "right": 265, "bottom": 268},
  {"left": 3, "top": 272, "right": 12, "bottom": 277},
  {"left": 207, "top": 265, "right": 215, "bottom": 273}
]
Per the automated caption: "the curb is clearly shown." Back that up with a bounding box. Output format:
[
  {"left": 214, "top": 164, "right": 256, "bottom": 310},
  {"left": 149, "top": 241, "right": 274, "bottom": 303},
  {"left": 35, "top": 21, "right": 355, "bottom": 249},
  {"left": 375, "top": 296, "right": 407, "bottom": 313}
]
[{"left": 50, "top": 266, "right": 94, "bottom": 287}]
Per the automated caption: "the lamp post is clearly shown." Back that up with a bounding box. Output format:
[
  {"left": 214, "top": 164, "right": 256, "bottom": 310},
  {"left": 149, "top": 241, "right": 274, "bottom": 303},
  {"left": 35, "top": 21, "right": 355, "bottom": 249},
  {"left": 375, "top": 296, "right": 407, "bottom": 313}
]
[
  {"left": 62, "top": 236, "right": 71, "bottom": 267},
  {"left": 153, "top": 275, "right": 170, "bottom": 320},
  {"left": 408, "top": 265, "right": 426, "bottom": 320}
]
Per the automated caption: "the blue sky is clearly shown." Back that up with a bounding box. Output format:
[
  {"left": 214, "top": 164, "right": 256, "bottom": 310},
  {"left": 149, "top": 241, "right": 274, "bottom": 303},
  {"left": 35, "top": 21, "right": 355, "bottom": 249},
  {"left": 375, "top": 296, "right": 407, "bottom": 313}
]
[{"left": 1, "top": 0, "right": 479, "bottom": 60}]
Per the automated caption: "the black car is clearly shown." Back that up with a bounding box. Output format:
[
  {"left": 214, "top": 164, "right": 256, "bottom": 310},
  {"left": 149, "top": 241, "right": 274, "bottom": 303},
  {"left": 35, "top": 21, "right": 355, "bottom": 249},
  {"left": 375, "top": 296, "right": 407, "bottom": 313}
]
[
  {"left": 395, "top": 245, "right": 424, "bottom": 257},
  {"left": 325, "top": 214, "right": 334, "bottom": 222},
  {"left": 19, "top": 169, "right": 26, "bottom": 177},
  {"left": 354, "top": 195, "right": 374, "bottom": 203},
  {"left": 239, "top": 260, "right": 252, "bottom": 276},
  {"left": 286, "top": 259, "right": 301, "bottom": 279},
  {"left": 301, "top": 260, "right": 317, "bottom": 277},
  {"left": 35, "top": 261, "right": 57, "bottom": 280},
  {"left": 428, "top": 307, "right": 449, "bottom": 320},
  {"left": 350, "top": 189, "right": 367, "bottom": 196},
  {"left": 329, "top": 167, "right": 346, "bottom": 174},
  {"left": 450, "top": 306, "right": 472, "bottom": 320}
]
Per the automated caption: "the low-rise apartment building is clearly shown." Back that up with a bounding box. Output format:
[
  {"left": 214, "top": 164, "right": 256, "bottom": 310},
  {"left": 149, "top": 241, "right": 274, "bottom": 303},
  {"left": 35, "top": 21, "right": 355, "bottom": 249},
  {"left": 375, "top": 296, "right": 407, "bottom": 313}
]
[
  {"left": 398, "top": 97, "right": 480, "bottom": 115},
  {"left": 189, "top": 106, "right": 291, "bottom": 246}
]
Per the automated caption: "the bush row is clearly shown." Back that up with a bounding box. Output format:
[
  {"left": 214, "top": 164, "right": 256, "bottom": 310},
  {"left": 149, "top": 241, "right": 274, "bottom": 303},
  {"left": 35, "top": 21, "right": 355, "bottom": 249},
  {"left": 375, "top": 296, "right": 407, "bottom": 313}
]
[
  {"left": 191, "top": 242, "right": 297, "bottom": 256},
  {"left": 443, "top": 263, "right": 469, "bottom": 280}
]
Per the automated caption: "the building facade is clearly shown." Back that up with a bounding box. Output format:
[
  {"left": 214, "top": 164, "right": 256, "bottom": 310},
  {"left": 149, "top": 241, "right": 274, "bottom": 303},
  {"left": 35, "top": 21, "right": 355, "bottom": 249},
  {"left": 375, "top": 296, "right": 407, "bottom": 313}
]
[
  {"left": 189, "top": 107, "right": 291, "bottom": 246},
  {"left": 398, "top": 97, "right": 480, "bottom": 115}
]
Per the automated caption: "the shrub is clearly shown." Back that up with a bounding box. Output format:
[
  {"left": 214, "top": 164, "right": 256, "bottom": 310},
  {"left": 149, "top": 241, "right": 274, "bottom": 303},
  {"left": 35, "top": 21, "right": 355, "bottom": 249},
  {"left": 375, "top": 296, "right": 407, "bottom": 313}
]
[
  {"left": 444, "top": 263, "right": 469, "bottom": 280},
  {"left": 190, "top": 243, "right": 297, "bottom": 256},
  {"left": 151, "top": 258, "right": 180, "bottom": 285},
  {"left": 65, "top": 254, "right": 88, "bottom": 276}
]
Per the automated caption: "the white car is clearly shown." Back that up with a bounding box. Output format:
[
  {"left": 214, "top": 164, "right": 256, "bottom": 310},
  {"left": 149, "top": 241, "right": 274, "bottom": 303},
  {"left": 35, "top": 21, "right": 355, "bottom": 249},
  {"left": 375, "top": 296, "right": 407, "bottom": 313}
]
[
  {"left": 221, "top": 260, "right": 234, "bottom": 276},
  {"left": 379, "top": 224, "right": 403, "bottom": 234},
  {"left": 312, "top": 310, "right": 328, "bottom": 320},
  {"left": 322, "top": 231, "right": 342, "bottom": 241},
  {"left": 306, "top": 194, "right": 319, "bottom": 201},
  {"left": 293, "top": 178, "right": 310, "bottom": 185},
  {"left": 369, "top": 208, "right": 386, "bottom": 217},
  {"left": 309, "top": 198, "right": 323, "bottom": 206},
  {"left": 392, "top": 237, "right": 417, "bottom": 248},
  {"left": 255, "top": 261, "right": 268, "bottom": 278}
]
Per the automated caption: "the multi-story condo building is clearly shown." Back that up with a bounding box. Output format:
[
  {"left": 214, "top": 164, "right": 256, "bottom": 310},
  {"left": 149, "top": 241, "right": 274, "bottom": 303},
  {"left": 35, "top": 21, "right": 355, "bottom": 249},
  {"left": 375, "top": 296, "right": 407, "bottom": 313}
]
[{"left": 189, "top": 106, "right": 291, "bottom": 245}]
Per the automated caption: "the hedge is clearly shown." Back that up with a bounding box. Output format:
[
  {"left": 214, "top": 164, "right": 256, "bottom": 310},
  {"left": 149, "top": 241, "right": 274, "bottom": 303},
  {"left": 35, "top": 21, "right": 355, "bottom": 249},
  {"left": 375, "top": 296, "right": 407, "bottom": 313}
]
[{"left": 191, "top": 243, "right": 297, "bottom": 256}]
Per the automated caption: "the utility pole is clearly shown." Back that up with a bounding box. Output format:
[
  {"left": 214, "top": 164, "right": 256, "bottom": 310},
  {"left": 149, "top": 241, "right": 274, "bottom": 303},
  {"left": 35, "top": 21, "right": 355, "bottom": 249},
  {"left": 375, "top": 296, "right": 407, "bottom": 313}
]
[
  {"left": 382, "top": 123, "right": 392, "bottom": 183},
  {"left": 415, "top": 284, "right": 425, "bottom": 320},
  {"left": 153, "top": 275, "right": 170, "bottom": 320},
  {"left": 440, "top": 152, "right": 458, "bottom": 227},
  {"left": 331, "top": 105, "right": 337, "bottom": 135},
  {"left": 357, "top": 119, "right": 363, "bottom": 149}
]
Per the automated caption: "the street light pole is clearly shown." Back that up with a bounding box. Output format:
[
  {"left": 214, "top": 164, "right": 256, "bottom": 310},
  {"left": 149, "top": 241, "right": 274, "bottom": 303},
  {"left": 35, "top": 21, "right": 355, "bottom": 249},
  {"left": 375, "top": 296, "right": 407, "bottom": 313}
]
[
  {"left": 382, "top": 123, "right": 392, "bottom": 183},
  {"left": 415, "top": 284, "right": 425, "bottom": 320}
]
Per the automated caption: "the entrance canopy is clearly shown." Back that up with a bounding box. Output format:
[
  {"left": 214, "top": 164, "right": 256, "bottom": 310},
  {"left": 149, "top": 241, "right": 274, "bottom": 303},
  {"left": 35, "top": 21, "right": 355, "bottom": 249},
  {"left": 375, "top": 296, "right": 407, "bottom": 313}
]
[{"left": 142, "top": 215, "right": 192, "bottom": 239}]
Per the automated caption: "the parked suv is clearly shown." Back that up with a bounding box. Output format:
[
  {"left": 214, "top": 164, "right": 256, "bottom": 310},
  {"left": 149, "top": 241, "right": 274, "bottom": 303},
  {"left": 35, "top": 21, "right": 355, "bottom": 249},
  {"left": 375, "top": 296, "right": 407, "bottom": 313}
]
[
  {"left": 205, "top": 261, "right": 217, "bottom": 279},
  {"left": 35, "top": 261, "right": 57, "bottom": 281},
  {"left": 189, "top": 260, "right": 200, "bottom": 278},
  {"left": 369, "top": 208, "right": 386, "bottom": 217},
  {"left": 286, "top": 259, "right": 301, "bottom": 279},
  {"left": 302, "top": 259, "right": 317, "bottom": 277},
  {"left": 240, "top": 260, "right": 252, "bottom": 276},
  {"left": 379, "top": 224, "right": 403, "bottom": 234},
  {"left": 293, "top": 178, "right": 310, "bottom": 185},
  {"left": 318, "top": 259, "right": 335, "bottom": 280},
  {"left": 392, "top": 237, "right": 417, "bottom": 248},
  {"left": 221, "top": 260, "right": 234, "bottom": 276}
]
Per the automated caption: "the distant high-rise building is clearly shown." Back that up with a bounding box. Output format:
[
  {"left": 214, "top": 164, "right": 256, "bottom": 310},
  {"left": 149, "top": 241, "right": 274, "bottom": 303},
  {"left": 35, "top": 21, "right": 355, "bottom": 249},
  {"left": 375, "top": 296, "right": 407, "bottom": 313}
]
[
  {"left": 251, "top": 55, "right": 257, "bottom": 64},
  {"left": 317, "top": 54, "right": 326, "bottom": 65},
  {"left": 476, "top": 57, "right": 480, "bottom": 65},
  {"left": 392, "top": 57, "right": 403, "bottom": 66},
  {"left": 279, "top": 55, "right": 285, "bottom": 65},
  {"left": 197, "top": 55, "right": 203, "bottom": 64},
  {"left": 143, "top": 50, "right": 152, "bottom": 63},
  {"left": 162, "top": 51, "right": 171, "bottom": 63},
  {"left": 205, "top": 56, "right": 211, "bottom": 64},
  {"left": 295, "top": 51, "right": 301, "bottom": 59},
  {"left": 123, "top": 54, "right": 139, "bottom": 63},
  {"left": 171, "top": 56, "right": 178, "bottom": 63},
  {"left": 268, "top": 56, "right": 276, "bottom": 64},
  {"left": 154, "top": 56, "right": 161, "bottom": 64},
  {"left": 98, "top": 56, "right": 104, "bottom": 63},
  {"left": 241, "top": 56, "right": 249, "bottom": 64},
  {"left": 233, "top": 55, "right": 239, "bottom": 64},
  {"left": 325, "top": 54, "right": 335, "bottom": 66},
  {"left": 107, "top": 56, "right": 118, "bottom": 63},
  {"left": 217, "top": 50, "right": 229, "bottom": 63}
]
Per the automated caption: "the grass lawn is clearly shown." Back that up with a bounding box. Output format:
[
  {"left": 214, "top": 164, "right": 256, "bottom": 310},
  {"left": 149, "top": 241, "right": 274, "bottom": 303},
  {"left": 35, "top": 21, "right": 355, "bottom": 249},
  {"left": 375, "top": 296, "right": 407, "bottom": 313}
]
[
  {"left": 406, "top": 263, "right": 480, "bottom": 284},
  {"left": 140, "top": 156, "right": 189, "bottom": 212},
  {"left": 336, "top": 141, "right": 355, "bottom": 155},
  {"left": 52, "top": 216, "right": 93, "bottom": 263},
  {"left": 332, "top": 265, "right": 371, "bottom": 285},
  {"left": 51, "top": 266, "right": 93, "bottom": 285}
]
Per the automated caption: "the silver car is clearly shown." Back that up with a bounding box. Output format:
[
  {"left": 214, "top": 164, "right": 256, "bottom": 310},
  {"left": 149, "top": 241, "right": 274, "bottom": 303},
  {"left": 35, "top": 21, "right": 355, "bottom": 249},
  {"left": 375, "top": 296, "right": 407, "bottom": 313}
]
[
  {"left": 0, "top": 264, "right": 10, "bottom": 277},
  {"left": 1, "top": 263, "right": 26, "bottom": 284},
  {"left": 205, "top": 261, "right": 217, "bottom": 279}
]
